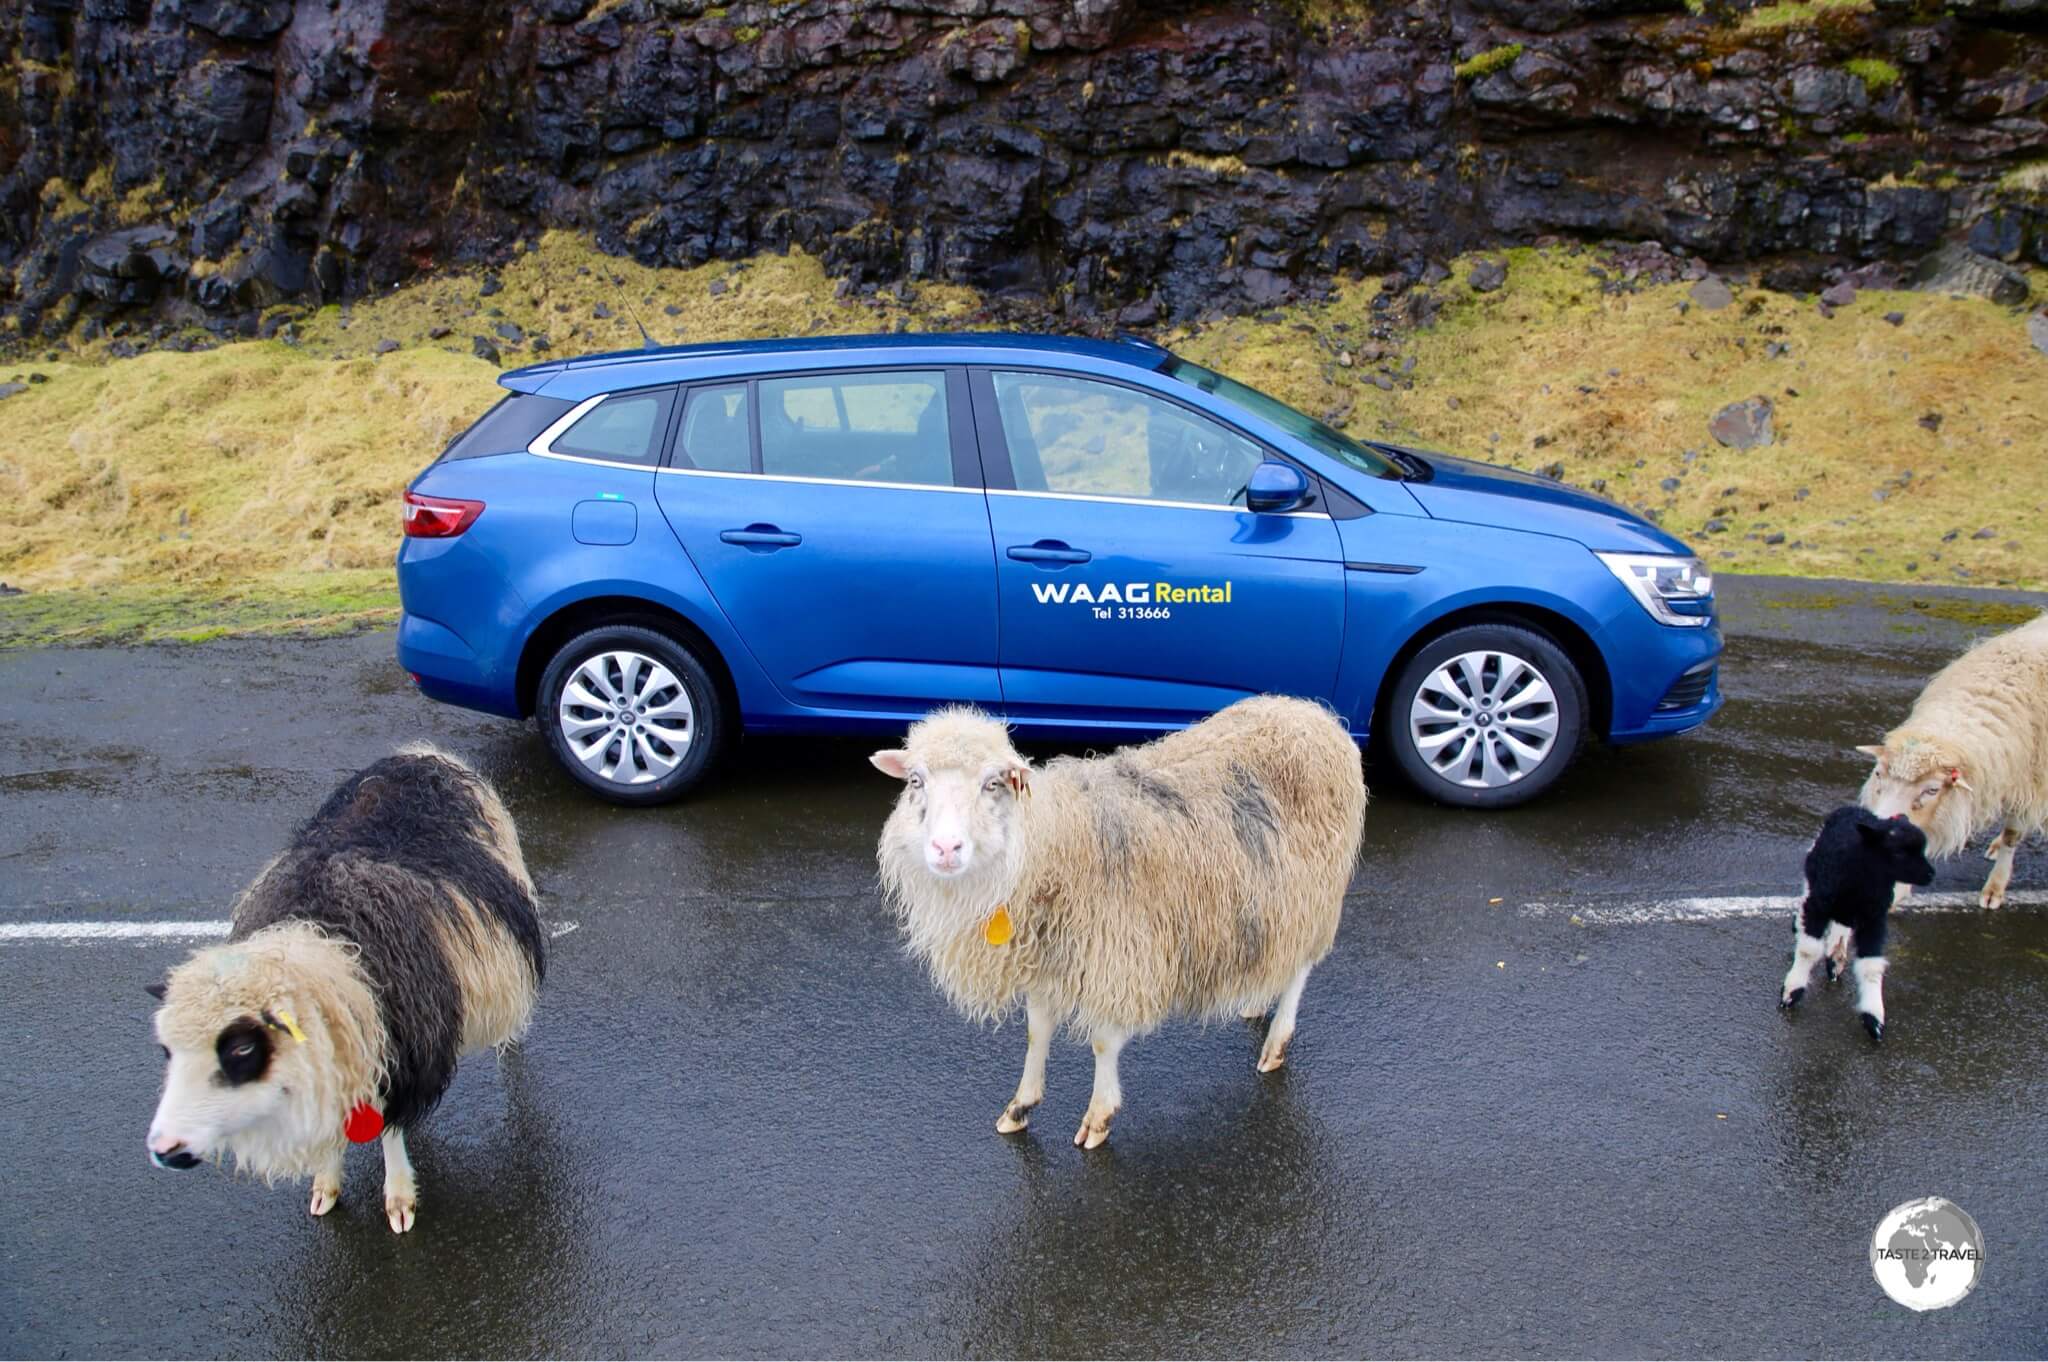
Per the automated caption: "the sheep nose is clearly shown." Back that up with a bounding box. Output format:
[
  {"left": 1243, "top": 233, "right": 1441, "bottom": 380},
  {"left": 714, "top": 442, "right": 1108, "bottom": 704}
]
[
  {"left": 930, "top": 836, "right": 964, "bottom": 858},
  {"left": 150, "top": 1140, "right": 200, "bottom": 1171}
]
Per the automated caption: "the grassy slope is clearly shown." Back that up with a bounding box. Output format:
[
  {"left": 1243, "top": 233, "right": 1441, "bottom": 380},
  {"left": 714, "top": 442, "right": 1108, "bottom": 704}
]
[
  {"left": 0, "top": 235, "right": 976, "bottom": 644},
  {"left": 0, "top": 233, "right": 2040, "bottom": 646},
  {"left": 1174, "top": 247, "right": 2048, "bottom": 590}
]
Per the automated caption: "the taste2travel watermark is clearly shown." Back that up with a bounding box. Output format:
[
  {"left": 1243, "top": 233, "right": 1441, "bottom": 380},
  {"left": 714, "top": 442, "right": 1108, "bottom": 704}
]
[{"left": 1870, "top": 1197, "right": 1985, "bottom": 1311}]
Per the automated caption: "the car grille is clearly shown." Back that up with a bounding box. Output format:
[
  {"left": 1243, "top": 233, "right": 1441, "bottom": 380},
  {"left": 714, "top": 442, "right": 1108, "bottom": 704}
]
[{"left": 1655, "top": 663, "right": 1715, "bottom": 712}]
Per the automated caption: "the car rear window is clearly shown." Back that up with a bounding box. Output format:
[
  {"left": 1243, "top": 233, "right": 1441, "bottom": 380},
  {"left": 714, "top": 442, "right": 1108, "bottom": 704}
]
[
  {"left": 438, "top": 393, "right": 578, "bottom": 462},
  {"left": 676, "top": 385, "right": 751, "bottom": 473},
  {"left": 550, "top": 388, "right": 676, "bottom": 465},
  {"left": 758, "top": 371, "right": 952, "bottom": 486}
]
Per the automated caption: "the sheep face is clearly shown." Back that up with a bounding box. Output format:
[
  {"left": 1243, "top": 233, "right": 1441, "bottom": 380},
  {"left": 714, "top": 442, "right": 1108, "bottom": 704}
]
[
  {"left": 146, "top": 954, "right": 333, "bottom": 1176},
  {"left": 872, "top": 708, "right": 1031, "bottom": 882},
  {"left": 1856, "top": 812, "right": 1939, "bottom": 889},
  {"left": 1858, "top": 741, "right": 1974, "bottom": 857}
]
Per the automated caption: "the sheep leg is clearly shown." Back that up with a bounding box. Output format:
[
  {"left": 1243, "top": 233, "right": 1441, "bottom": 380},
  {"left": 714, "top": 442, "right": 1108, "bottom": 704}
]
[
  {"left": 1980, "top": 826, "right": 2020, "bottom": 910},
  {"left": 997, "top": 994, "right": 1053, "bottom": 1135},
  {"left": 308, "top": 1146, "right": 344, "bottom": 1218},
  {"left": 381, "top": 1127, "right": 418, "bottom": 1234},
  {"left": 1779, "top": 931, "right": 1826, "bottom": 1009},
  {"left": 1074, "top": 1028, "right": 1127, "bottom": 1150},
  {"left": 1821, "top": 921, "right": 1853, "bottom": 983},
  {"left": 1852, "top": 920, "right": 1889, "bottom": 1042},
  {"left": 1257, "top": 965, "right": 1313, "bottom": 1072}
]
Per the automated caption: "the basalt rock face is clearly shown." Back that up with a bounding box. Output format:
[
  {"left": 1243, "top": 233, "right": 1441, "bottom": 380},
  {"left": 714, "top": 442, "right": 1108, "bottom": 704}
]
[{"left": 2, "top": 0, "right": 2043, "bottom": 339}]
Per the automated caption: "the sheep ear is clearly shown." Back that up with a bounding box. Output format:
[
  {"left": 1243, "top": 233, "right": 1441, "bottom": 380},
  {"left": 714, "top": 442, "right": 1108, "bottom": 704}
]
[
  {"left": 1945, "top": 766, "right": 1972, "bottom": 791},
  {"left": 144, "top": 982, "right": 167, "bottom": 1002},
  {"left": 1855, "top": 744, "right": 1887, "bottom": 760},
  {"left": 869, "top": 749, "right": 912, "bottom": 781},
  {"left": 1005, "top": 763, "right": 1032, "bottom": 799}
]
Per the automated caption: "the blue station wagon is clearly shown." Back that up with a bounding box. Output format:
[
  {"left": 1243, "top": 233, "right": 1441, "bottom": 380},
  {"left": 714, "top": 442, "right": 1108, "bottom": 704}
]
[{"left": 397, "top": 333, "right": 1722, "bottom": 808}]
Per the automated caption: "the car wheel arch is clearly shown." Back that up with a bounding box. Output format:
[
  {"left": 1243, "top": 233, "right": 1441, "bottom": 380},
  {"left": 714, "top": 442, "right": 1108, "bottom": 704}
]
[
  {"left": 1371, "top": 601, "right": 1613, "bottom": 745},
  {"left": 515, "top": 595, "right": 740, "bottom": 725}
]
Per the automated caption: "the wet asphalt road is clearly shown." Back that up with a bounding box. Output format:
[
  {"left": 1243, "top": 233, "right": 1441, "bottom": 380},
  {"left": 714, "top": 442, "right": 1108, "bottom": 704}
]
[{"left": 2, "top": 576, "right": 2045, "bottom": 1359}]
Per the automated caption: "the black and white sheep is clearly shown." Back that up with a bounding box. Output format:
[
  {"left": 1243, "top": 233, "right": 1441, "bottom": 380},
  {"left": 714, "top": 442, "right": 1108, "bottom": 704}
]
[
  {"left": 872, "top": 696, "right": 1366, "bottom": 1149},
  {"left": 1778, "top": 805, "right": 1936, "bottom": 1041},
  {"left": 145, "top": 746, "right": 545, "bottom": 1232}
]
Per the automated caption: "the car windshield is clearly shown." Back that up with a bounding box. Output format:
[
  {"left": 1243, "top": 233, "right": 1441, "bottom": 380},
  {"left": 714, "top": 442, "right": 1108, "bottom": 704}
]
[{"left": 1159, "top": 356, "right": 1400, "bottom": 479}]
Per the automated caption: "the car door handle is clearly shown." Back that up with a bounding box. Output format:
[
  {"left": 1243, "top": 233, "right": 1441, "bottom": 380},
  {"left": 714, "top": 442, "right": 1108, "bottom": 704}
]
[
  {"left": 1007, "top": 543, "right": 1091, "bottom": 565},
  {"left": 720, "top": 526, "right": 802, "bottom": 548}
]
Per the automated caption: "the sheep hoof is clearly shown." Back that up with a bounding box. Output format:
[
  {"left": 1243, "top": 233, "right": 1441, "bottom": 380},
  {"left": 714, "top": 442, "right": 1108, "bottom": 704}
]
[
  {"left": 996, "top": 1102, "right": 1034, "bottom": 1135},
  {"left": 1780, "top": 987, "right": 1804, "bottom": 1010},
  {"left": 1257, "top": 1033, "right": 1293, "bottom": 1072},
  {"left": 309, "top": 1183, "right": 340, "bottom": 1217},
  {"left": 1981, "top": 886, "right": 2006, "bottom": 910},
  {"left": 1239, "top": 1004, "right": 1267, "bottom": 1021},
  {"left": 1074, "top": 1110, "right": 1115, "bottom": 1150},
  {"left": 385, "top": 1193, "right": 417, "bottom": 1234},
  {"left": 1860, "top": 1013, "right": 1884, "bottom": 1043},
  {"left": 1822, "top": 959, "right": 1840, "bottom": 983}
]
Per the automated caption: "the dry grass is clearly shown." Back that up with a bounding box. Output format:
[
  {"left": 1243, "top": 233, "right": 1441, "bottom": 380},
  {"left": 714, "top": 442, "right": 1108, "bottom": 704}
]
[
  {"left": 0, "top": 235, "right": 980, "bottom": 642},
  {"left": 3, "top": 232, "right": 2042, "bottom": 646},
  {"left": 1172, "top": 247, "right": 2048, "bottom": 590}
]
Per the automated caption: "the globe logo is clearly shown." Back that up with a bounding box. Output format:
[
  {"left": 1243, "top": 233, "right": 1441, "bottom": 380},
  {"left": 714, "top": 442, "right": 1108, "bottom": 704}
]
[{"left": 1870, "top": 1197, "right": 1985, "bottom": 1311}]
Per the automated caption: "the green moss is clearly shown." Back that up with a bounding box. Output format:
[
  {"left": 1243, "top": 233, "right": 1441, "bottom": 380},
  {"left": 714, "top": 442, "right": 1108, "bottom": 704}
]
[
  {"left": 1841, "top": 131, "right": 1869, "bottom": 144},
  {"left": 731, "top": 23, "right": 761, "bottom": 41},
  {"left": 1842, "top": 57, "right": 1900, "bottom": 92},
  {"left": 1872, "top": 595, "right": 2042, "bottom": 630},
  {"left": 0, "top": 571, "right": 400, "bottom": 649},
  {"left": 1272, "top": 0, "right": 1376, "bottom": 27},
  {"left": 1454, "top": 44, "right": 1523, "bottom": 80},
  {"left": 2000, "top": 160, "right": 2048, "bottom": 194},
  {"left": 1738, "top": 0, "right": 1870, "bottom": 30}
]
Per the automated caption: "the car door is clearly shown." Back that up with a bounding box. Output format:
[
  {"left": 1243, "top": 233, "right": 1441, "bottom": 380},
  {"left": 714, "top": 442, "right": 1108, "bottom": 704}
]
[
  {"left": 973, "top": 367, "right": 1347, "bottom": 725},
  {"left": 653, "top": 367, "right": 1002, "bottom": 714}
]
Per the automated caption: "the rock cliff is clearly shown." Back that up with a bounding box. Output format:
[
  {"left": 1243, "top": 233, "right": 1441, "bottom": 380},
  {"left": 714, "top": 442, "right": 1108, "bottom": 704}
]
[{"left": 2, "top": 0, "right": 2042, "bottom": 340}]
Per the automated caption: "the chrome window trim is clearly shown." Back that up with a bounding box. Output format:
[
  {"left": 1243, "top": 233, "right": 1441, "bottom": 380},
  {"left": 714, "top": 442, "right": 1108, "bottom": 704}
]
[
  {"left": 531, "top": 387, "right": 1328, "bottom": 515},
  {"left": 988, "top": 487, "right": 1330, "bottom": 519},
  {"left": 658, "top": 466, "right": 981, "bottom": 495}
]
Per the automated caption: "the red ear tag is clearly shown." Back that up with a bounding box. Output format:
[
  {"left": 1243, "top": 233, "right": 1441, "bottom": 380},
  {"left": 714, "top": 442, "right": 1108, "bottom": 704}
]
[{"left": 343, "top": 1103, "right": 385, "bottom": 1144}]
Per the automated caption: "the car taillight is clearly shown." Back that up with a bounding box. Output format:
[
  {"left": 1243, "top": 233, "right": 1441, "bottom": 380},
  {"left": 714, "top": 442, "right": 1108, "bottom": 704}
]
[{"left": 403, "top": 491, "right": 484, "bottom": 538}]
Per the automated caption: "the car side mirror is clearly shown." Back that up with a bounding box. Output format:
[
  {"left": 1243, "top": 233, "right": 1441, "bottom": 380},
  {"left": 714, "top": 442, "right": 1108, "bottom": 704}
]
[{"left": 1243, "top": 460, "right": 1310, "bottom": 514}]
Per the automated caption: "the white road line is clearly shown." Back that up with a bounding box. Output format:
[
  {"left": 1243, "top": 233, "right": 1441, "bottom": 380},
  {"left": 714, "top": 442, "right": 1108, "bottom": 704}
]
[
  {"left": 0, "top": 919, "right": 580, "bottom": 944},
  {"left": 1522, "top": 892, "right": 2043, "bottom": 926},
  {"left": 0, "top": 920, "right": 231, "bottom": 941}
]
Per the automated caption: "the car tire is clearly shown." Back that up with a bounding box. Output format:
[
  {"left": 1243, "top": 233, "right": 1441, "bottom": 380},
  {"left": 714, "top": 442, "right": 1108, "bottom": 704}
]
[
  {"left": 1385, "top": 623, "right": 1587, "bottom": 809},
  {"left": 537, "top": 624, "right": 730, "bottom": 805}
]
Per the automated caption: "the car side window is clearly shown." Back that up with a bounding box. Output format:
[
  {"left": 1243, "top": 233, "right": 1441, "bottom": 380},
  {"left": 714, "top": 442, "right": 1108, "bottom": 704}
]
[
  {"left": 758, "top": 371, "right": 952, "bottom": 487},
  {"left": 677, "top": 384, "right": 751, "bottom": 473},
  {"left": 551, "top": 388, "right": 674, "bottom": 465},
  {"left": 991, "top": 371, "right": 1265, "bottom": 507}
]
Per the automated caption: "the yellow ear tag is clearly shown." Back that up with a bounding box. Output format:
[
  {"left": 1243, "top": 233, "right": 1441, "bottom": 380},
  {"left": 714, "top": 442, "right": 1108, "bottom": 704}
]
[
  {"left": 269, "top": 1009, "right": 307, "bottom": 1043},
  {"left": 984, "top": 905, "right": 1014, "bottom": 947}
]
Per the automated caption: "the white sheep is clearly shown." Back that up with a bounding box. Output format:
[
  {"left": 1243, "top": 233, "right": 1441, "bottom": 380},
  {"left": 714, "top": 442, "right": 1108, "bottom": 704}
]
[
  {"left": 871, "top": 697, "right": 1366, "bottom": 1148},
  {"left": 1858, "top": 613, "right": 2048, "bottom": 909},
  {"left": 146, "top": 746, "right": 545, "bottom": 1232}
]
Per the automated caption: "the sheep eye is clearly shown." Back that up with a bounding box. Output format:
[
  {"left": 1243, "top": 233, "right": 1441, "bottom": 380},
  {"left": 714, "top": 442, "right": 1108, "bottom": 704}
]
[
  {"left": 159, "top": 1045, "right": 170, "bottom": 1060},
  {"left": 984, "top": 778, "right": 1004, "bottom": 792},
  {"left": 908, "top": 774, "right": 924, "bottom": 790}
]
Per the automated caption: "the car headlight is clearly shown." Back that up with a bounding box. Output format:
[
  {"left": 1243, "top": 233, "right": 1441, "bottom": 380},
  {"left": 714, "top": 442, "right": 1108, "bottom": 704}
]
[{"left": 1595, "top": 552, "right": 1714, "bottom": 627}]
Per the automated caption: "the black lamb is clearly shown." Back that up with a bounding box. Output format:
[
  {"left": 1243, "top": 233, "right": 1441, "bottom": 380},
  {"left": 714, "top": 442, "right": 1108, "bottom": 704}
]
[{"left": 1778, "top": 805, "right": 1936, "bottom": 1041}]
